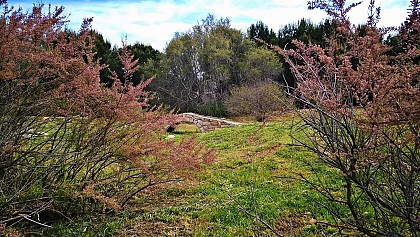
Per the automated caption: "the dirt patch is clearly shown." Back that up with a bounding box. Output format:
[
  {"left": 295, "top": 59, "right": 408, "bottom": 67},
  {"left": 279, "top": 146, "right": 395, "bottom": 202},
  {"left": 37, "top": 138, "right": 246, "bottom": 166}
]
[
  {"left": 119, "top": 220, "right": 192, "bottom": 237},
  {"left": 274, "top": 213, "right": 312, "bottom": 236}
]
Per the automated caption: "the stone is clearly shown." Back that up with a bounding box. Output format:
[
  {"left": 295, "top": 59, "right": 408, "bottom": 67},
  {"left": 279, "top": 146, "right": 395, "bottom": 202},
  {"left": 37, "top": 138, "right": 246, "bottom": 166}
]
[{"left": 177, "top": 112, "right": 243, "bottom": 132}]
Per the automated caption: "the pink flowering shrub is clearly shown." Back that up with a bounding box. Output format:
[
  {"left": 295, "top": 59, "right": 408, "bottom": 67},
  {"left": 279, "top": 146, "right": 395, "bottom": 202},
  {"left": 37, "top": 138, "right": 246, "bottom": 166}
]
[
  {"left": 0, "top": 1, "right": 213, "bottom": 229},
  {"left": 261, "top": 0, "right": 419, "bottom": 235}
]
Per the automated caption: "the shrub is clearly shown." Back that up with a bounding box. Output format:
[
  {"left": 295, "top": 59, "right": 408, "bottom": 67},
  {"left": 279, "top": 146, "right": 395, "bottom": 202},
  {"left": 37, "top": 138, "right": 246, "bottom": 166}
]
[
  {"left": 224, "top": 81, "right": 290, "bottom": 121},
  {"left": 263, "top": 0, "right": 419, "bottom": 235},
  {"left": 195, "top": 101, "right": 227, "bottom": 117},
  {"left": 0, "top": 1, "right": 213, "bottom": 231}
]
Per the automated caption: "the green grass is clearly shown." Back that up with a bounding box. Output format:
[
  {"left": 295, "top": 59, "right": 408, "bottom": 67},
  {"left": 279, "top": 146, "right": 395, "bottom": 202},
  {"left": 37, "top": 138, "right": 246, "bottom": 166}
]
[
  {"left": 121, "top": 120, "right": 343, "bottom": 236},
  {"left": 12, "top": 118, "right": 346, "bottom": 236}
]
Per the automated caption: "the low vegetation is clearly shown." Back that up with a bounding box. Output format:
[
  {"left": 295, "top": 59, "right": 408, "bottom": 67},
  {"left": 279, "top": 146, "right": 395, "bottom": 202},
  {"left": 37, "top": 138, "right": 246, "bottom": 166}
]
[
  {"left": 224, "top": 81, "right": 290, "bottom": 121},
  {"left": 6, "top": 118, "right": 348, "bottom": 236}
]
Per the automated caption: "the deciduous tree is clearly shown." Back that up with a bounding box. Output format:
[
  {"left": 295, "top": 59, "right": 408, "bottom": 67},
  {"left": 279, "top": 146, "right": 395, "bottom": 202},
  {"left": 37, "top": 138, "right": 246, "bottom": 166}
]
[{"left": 153, "top": 15, "right": 282, "bottom": 116}]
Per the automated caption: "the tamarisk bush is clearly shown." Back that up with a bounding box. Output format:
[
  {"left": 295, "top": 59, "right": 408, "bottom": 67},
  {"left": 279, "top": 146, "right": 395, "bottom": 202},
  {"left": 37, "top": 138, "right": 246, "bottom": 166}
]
[
  {"left": 262, "top": 0, "right": 419, "bottom": 235},
  {"left": 0, "top": 1, "right": 213, "bottom": 230}
]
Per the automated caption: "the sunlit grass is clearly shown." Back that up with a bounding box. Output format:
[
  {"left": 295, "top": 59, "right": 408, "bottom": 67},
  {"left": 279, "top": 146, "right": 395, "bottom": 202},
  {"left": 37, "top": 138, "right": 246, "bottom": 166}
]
[
  {"left": 36, "top": 116, "right": 345, "bottom": 236},
  {"left": 115, "top": 119, "right": 342, "bottom": 236}
]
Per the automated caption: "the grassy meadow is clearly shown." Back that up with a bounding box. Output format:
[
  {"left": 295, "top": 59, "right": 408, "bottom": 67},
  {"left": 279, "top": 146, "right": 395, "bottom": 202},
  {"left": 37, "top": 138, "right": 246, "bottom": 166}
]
[{"left": 37, "top": 115, "right": 344, "bottom": 236}]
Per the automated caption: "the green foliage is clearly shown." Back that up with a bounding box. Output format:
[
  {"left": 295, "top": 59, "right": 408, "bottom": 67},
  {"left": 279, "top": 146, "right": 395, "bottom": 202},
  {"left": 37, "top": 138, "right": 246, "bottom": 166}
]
[
  {"left": 248, "top": 18, "right": 335, "bottom": 88},
  {"left": 248, "top": 18, "right": 336, "bottom": 50},
  {"left": 152, "top": 14, "right": 282, "bottom": 114},
  {"left": 248, "top": 21, "right": 278, "bottom": 45},
  {"left": 195, "top": 101, "right": 227, "bottom": 118},
  {"left": 92, "top": 31, "right": 161, "bottom": 87},
  {"left": 224, "top": 81, "right": 290, "bottom": 121}
]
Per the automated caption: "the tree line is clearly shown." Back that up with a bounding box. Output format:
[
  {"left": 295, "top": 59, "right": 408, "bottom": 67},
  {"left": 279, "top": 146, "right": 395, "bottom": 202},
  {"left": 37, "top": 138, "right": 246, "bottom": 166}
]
[
  {"left": 91, "top": 15, "right": 347, "bottom": 117},
  {"left": 90, "top": 13, "right": 407, "bottom": 118}
]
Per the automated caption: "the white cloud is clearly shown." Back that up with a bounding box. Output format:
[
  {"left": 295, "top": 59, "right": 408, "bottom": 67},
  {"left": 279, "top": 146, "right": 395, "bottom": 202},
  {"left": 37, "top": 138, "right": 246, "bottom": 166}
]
[
  {"left": 346, "top": 0, "right": 407, "bottom": 27},
  {"left": 7, "top": 0, "right": 410, "bottom": 51}
]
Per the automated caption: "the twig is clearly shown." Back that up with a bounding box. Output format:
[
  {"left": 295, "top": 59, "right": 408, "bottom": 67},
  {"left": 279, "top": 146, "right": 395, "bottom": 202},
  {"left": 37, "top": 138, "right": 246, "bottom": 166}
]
[
  {"left": 237, "top": 205, "right": 284, "bottom": 237},
  {"left": 250, "top": 182, "right": 261, "bottom": 237},
  {"left": 0, "top": 215, "right": 23, "bottom": 225},
  {"left": 120, "top": 178, "right": 182, "bottom": 207},
  {"left": 229, "top": 194, "right": 284, "bottom": 237},
  {"left": 22, "top": 215, "right": 52, "bottom": 228}
]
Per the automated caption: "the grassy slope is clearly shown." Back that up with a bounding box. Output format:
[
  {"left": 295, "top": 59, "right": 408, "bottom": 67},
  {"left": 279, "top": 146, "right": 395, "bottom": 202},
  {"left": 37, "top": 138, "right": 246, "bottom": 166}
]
[{"left": 42, "top": 117, "right": 342, "bottom": 236}]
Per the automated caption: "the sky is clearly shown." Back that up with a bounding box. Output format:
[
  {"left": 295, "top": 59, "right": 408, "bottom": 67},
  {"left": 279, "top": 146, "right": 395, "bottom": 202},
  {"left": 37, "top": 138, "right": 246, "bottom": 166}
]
[{"left": 8, "top": 0, "right": 410, "bottom": 52}]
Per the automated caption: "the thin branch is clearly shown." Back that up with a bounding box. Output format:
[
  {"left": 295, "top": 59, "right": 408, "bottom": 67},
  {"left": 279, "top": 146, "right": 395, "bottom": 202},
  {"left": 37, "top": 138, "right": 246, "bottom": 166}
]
[
  {"left": 229, "top": 194, "right": 284, "bottom": 237},
  {"left": 22, "top": 215, "right": 52, "bottom": 228}
]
